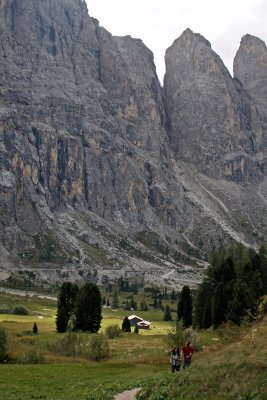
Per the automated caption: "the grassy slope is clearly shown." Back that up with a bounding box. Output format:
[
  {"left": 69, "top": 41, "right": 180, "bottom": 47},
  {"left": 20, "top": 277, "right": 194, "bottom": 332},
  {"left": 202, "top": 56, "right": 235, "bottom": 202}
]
[
  {"left": 137, "top": 321, "right": 267, "bottom": 400},
  {"left": 0, "top": 294, "right": 267, "bottom": 400}
]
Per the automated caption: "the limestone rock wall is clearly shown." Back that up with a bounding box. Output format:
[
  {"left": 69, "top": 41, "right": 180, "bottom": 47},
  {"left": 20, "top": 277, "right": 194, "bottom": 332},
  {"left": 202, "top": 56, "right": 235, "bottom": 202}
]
[{"left": 1, "top": 0, "right": 267, "bottom": 285}]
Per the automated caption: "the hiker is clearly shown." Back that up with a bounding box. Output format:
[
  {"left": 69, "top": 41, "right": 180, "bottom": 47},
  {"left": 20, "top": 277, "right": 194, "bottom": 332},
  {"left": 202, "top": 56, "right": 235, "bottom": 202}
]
[
  {"left": 170, "top": 346, "right": 181, "bottom": 372},
  {"left": 182, "top": 340, "right": 193, "bottom": 368}
]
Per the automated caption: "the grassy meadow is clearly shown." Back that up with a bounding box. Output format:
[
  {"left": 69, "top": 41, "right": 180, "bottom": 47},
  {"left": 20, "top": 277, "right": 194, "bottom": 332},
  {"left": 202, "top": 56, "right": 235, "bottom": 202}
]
[{"left": 0, "top": 292, "right": 266, "bottom": 399}]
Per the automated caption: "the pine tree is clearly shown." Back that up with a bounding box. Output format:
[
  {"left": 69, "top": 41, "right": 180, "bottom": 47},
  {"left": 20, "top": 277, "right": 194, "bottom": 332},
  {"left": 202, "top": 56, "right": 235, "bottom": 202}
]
[
  {"left": 227, "top": 280, "right": 251, "bottom": 324},
  {"left": 122, "top": 317, "right": 131, "bottom": 332},
  {"left": 163, "top": 305, "right": 172, "bottom": 321},
  {"left": 56, "top": 282, "right": 79, "bottom": 333},
  {"left": 112, "top": 290, "right": 119, "bottom": 309},
  {"left": 211, "top": 257, "right": 236, "bottom": 328},
  {"left": 259, "top": 245, "right": 267, "bottom": 294},
  {"left": 74, "top": 283, "right": 102, "bottom": 333},
  {"left": 177, "top": 285, "right": 192, "bottom": 328},
  {"left": 193, "top": 279, "right": 213, "bottom": 329},
  {"left": 32, "top": 322, "right": 38, "bottom": 334}
]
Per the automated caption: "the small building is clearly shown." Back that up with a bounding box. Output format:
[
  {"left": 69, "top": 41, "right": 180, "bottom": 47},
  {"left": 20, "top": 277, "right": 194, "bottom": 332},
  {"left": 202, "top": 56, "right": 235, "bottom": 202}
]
[
  {"left": 128, "top": 315, "right": 151, "bottom": 329},
  {"left": 137, "top": 320, "right": 151, "bottom": 330}
]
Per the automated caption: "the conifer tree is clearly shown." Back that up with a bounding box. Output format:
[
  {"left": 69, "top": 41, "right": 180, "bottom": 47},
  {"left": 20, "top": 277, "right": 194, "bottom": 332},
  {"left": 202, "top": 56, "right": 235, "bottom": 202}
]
[
  {"left": 163, "top": 305, "right": 172, "bottom": 321},
  {"left": 33, "top": 322, "right": 38, "bottom": 335},
  {"left": 122, "top": 317, "right": 131, "bottom": 332},
  {"left": 112, "top": 290, "right": 119, "bottom": 309},
  {"left": 194, "top": 279, "right": 213, "bottom": 329},
  {"left": 74, "top": 283, "right": 102, "bottom": 333},
  {"left": 56, "top": 282, "right": 78, "bottom": 333},
  {"left": 177, "top": 285, "right": 192, "bottom": 328}
]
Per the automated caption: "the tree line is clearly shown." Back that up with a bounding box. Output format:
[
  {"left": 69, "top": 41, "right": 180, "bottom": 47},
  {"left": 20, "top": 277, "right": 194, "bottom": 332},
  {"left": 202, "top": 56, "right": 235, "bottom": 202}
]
[
  {"left": 193, "top": 245, "right": 267, "bottom": 329},
  {"left": 56, "top": 244, "right": 267, "bottom": 334}
]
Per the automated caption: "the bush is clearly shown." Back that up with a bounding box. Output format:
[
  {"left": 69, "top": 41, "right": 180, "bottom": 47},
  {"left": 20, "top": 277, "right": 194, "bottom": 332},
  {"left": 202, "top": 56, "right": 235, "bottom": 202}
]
[
  {"left": 165, "top": 320, "right": 184, "bottom": 348},
  {"left": 48, "top": 332, "right": 86, "bottom": 357},
  {"left": 13, "top": 306, "right": 29, "bottom": 315},
  {"left": 88, "top": 334, "right": 109, "bottom": 361},
  {"left": 0, "top": 327, "right": 8, "bottom": 362},
  {"left": 106, "top": 324, "right": 122, "bottom": 339},
  {"left": 216, "top": 321, "right": 243, "bottom": 343},
  {"left": 17, "top": 350, "right": 44, "bottom": 364},
  {"left": 0, "top": 306, "right": 10, "bottom": 314},
  {"left": 165, "top": 321, "right": 201, "bottom": 351},
  {"left": 48, "top": 332, "right": 109, "bottom": 361}
]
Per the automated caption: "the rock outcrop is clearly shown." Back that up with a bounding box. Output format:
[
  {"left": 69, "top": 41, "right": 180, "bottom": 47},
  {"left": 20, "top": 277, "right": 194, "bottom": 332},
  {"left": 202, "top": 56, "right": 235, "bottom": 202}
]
[
  {"left": 1, "top": 0, "right": 267, "bottom": 289},
  {"left": 164, "top": 28, "right": 263, "bottom": 182}
]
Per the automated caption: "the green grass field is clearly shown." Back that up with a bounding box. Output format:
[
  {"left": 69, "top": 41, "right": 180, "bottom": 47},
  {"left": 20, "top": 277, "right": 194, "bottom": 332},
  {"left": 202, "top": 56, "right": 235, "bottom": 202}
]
[{"left": 0, "top": 292, "right": 267, "bottom": 400}]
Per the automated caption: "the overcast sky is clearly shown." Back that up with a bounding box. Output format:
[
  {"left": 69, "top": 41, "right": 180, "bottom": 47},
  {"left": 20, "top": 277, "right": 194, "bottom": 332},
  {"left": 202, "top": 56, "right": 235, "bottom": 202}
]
[{"left": 85, "top": 0, "right": 267, "bottom": 82}]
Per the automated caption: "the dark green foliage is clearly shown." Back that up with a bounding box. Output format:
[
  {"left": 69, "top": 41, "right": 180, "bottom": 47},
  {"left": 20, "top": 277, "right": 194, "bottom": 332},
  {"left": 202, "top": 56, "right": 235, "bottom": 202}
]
[
  {"left": 194, "top": 245, "right": 266, "bottom": 329},
  {"left": 56, "top": 282, "right": 78, "bottom": 333},
  {"left": 130, "top": 295, "right": 137, "bottom": 310},
  {"left": 13, "top": 306, "right": 28, "bottom": 315},
  {"left": 177, "top": 285, "right": 192, "bottom": 328},
  {"left": 122, "top": 317, "right": 131, "bottom": 332},
  {"left": 163, "top": 305, "right": 172, "bottom": 321},
  {"left": 32, "top": 322, "right": 38, "bottom": 335},
  {"left": 211, "top": 257, "right": 236, "bottom": 328},
  {"left": 140, "top": 300, "right": 148, "bottom": 311},
  {"left": 193, "top": 279, "right": 213, "bottom": 329},
  {"left": 0, "top": 327, "right": 8, "bottom": 363},
  {"left": 117, "top": 276, "right": 130, "bottom": 292},
  {"left": 258, "top": 245, "right": 267, "bottom": 293},
  {"left": 74, "top": 283, "right": 102, "bottom": 333},
  {"left": 112, "top": 290, "right": 119, "bottom": 309}
]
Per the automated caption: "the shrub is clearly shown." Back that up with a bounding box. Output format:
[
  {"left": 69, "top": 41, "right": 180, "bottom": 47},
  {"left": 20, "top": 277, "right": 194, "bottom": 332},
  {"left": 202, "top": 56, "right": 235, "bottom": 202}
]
[
  {"left": 88, "top": 334, "right": 109, "bottom": 361},
  {"left": 0, "top": 306, "right": 10, "bottom": 314},
  {"left": 48, "top": 332, "right": 109, "bottom": 361},
  {"left": 17, "top": 350, "right": 44, "bottom": 364},
  {"left": 48, "top": 332, "right": 86, "bottom": 357},
  {"left": 13, "top": 306, "right": 29, "bottom": 315},
  {"left": 165, "top": 321, "right": 201, "bottom": 351},
  {"left": 165, "top": 320, "right": 184, "bottom": 348},
  {"left": 0, "top": 327, "right": 8, "bottom": 362},
  {"left": 216, "top": 321, "right": 242, "bottom": 343},
  {"left": 106, "top": 324, "right": 122, "bottom": 339}
]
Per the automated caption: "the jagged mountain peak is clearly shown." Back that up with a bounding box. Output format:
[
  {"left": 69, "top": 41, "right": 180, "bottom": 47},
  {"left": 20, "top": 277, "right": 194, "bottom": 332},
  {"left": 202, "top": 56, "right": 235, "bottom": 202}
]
[
  {"left": 238, "top": 33, "right": 267, "bottom": 51},
  {"left": 175, "top": 27, "right": 212, "bottom": 49},
  {"left": 234, "top": 32, "right": 267, "bottom": 130},
  {"left": 1, "top": 0, "right": 267, "bottom": 290}
]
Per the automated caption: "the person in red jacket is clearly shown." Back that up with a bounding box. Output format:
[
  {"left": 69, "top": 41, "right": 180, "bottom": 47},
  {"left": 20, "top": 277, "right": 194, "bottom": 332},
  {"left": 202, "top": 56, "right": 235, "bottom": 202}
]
[{"left": 182, "top": 340, "right": 194, "bottom": 368}]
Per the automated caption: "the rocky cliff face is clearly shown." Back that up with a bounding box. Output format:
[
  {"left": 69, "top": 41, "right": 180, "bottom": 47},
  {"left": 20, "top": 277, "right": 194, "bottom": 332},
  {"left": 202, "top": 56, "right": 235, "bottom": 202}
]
[
  {"left": 1, "top": 0, "right": 267, "bottom": 289},
  {"left": 164, "top": 28, "right": 264, "bottom": 182}
]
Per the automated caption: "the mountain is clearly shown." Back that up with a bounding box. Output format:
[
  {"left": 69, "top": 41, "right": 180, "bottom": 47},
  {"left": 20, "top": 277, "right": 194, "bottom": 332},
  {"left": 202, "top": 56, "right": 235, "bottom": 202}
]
[{"left": 0, "top": 0, "right": 267, "bottom": 289}]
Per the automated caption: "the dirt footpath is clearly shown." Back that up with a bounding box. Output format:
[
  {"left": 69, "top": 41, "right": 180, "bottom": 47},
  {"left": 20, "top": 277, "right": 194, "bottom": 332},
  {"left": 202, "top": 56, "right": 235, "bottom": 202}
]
[{"left": 113, "top": 388, "right": 141, "bottom": 400}]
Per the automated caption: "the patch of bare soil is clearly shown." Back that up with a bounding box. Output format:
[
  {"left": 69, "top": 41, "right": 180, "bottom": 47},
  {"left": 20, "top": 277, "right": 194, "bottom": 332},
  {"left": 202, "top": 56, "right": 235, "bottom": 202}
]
[{"left": 113, "top": 388, "right": 141, "bottom": 400}]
